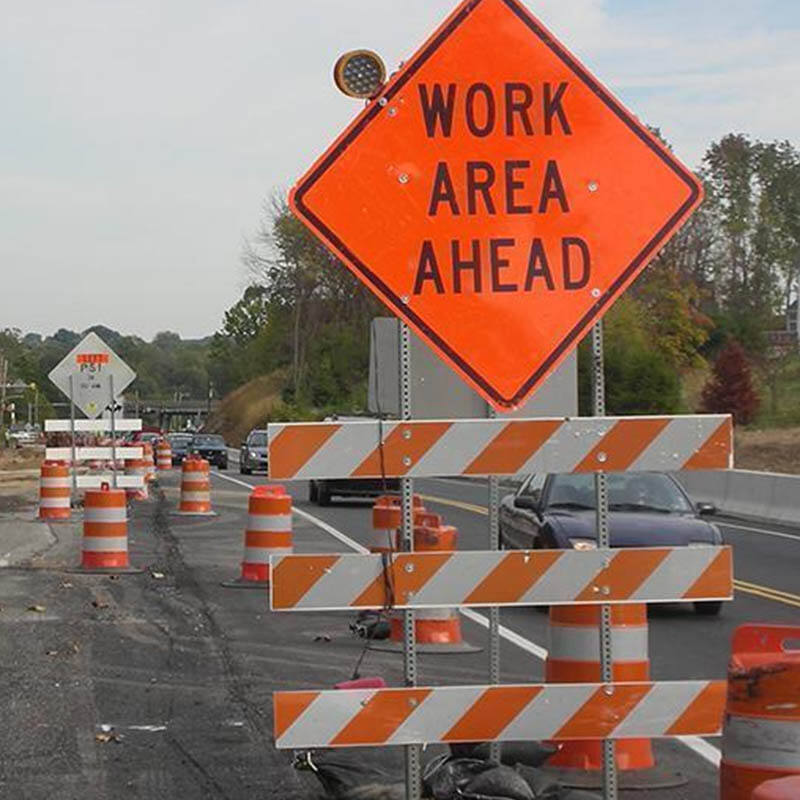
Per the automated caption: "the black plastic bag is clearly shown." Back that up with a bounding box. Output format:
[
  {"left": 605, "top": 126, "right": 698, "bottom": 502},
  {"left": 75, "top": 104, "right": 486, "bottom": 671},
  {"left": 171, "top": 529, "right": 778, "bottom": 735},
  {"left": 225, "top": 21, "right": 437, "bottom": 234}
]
[
  {"left": 454, "top": 741, "right": 558, "bottom": 768},
  {"left": 294, "top": 750, "right": 403, "bottom": 799},
  {"left": 423, "top": 756, "right": 534, "bottom": 800},
  {"left": 465, "top": 765, "right": 535, "bottom": 799}
]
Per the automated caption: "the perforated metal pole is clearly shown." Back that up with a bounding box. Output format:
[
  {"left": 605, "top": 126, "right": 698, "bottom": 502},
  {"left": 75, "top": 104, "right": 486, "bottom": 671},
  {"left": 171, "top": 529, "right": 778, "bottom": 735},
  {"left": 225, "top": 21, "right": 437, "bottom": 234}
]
[
  {"left": 68, "top": 375, "right": 78, "bottom": 503},
  {"left": 109, "top": 374, "right": 117, "bottom": 489},
  {"left": 399, "top": 320, "right": 421, "bottom": 800},
  {"left": 487, "top": 404, "right": 501, "bottom": 764},
  {"left": 591, "top": 321, "right": 617, "bottom": 800}
]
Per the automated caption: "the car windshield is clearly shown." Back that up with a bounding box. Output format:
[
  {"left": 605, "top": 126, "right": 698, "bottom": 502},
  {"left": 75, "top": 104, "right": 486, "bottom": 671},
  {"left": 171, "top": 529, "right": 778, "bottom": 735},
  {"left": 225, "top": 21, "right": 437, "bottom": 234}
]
[
  {"left": 248, "top": 433, "right": 267, "bottom": 447},
  {"left": 544, "top": 473, "right": 692, "bottom": 513},
  {"left": 192, "top": 435, "right": 224, "bottom": 446}
]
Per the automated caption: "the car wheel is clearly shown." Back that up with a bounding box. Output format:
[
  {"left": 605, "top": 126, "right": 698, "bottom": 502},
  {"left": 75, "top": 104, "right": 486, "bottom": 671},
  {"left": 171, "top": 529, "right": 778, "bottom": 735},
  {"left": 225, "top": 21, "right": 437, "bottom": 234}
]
[
  {"left": 241, "top": 465, "right": 251, "bottom": 475},
  {"left": 219, "top": 461, "right": 227, "bottom": 471},
  {"left": 694, "top": 601, "right": 722, "bottom": 616},
  {"left": 309, "top": 481, "right": 319, "bottom": 503},
  {"left": 317, "top": 482, "right": 331, "bottom": 506}
]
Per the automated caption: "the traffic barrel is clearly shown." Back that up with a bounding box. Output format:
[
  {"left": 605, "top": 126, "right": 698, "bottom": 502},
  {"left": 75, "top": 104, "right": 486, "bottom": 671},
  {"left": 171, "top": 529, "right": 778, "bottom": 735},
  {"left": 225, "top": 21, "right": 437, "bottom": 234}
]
[
  {"left": 544, "top": 604, "right": 684, "bottom": 790},
  {"left": 721, "top": 624, "right": 800, "bottom": 800},
  {"left": 124, "top": 454, "right": 149, "bottom": 501},
  {"left": 37, "top": 461, "right": 71, "bottom": 521},
  {"left": 80, "top": 484, "right": 137, "bottom": 572},
  {"left": 140, "top": 441, "right": 156, "bottom": 483},
  {"left": 175, "top": 456, "right": 215, "bottom": 515},
  {"left": 374, "top": 515, "right": 480, "bottom": 654},
  {"left": 222, "top": 485, "right": 292, "bottom": 588},
  {"left": 370, "top": 494, "right": 424, "bottom": 553},
  {"left": 156, "top": 438, "right": 172, "bottom": 471},
  {"left": 752, "top": 777, "right": 800, "bottom": 799}
]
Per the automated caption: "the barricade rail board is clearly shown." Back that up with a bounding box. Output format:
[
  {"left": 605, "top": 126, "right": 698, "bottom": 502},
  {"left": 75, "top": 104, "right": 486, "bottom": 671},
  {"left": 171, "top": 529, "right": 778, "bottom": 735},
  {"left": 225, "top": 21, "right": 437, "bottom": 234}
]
[
  {"left": 45, "top": 447, "right": 143, "bottom": 461},
  {"left": 267, "top": 415, "right": 732, "bottom": 480},
  {"left": 270, "top": 547, "right": 733, "bottom": 611},
  {"left": 45, "top": 419, "right": 143, "bottom": 433},
  {"left": 76, "top": 475, "right": 145, "bottom": 489},
  {"left": 274, "top": 680, "right": 727, "bottom": 749}
]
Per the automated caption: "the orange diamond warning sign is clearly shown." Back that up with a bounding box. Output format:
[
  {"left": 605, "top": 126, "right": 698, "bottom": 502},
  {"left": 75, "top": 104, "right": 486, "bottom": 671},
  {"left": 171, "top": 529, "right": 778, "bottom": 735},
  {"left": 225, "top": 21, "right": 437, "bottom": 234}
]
[{"left": 289, "top": 0, "right": 703, "bottom": 410}]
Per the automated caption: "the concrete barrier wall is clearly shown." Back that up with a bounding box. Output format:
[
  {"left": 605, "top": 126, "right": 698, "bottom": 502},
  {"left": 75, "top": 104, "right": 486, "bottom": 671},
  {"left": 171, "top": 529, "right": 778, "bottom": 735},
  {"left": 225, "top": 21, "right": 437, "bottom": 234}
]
[{"left": 676, "top": 470, "right": 800, "bottom": 526}]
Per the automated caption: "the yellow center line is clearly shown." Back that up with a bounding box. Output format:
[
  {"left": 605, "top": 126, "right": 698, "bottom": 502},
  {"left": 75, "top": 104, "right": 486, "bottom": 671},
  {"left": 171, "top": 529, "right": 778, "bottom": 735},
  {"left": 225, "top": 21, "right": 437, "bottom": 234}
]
[
  {"left": 419, "top": 494, "right": 488, "bottom": 516},
  {"left": 420, "top": 494, "right": 800, "bottom": 610}
]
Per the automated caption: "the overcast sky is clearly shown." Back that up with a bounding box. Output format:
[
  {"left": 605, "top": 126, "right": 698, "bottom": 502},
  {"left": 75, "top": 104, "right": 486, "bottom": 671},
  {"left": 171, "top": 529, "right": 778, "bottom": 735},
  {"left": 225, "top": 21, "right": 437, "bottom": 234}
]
[{"left": 2, "top": 0, "right": 798, "bottom": 340}]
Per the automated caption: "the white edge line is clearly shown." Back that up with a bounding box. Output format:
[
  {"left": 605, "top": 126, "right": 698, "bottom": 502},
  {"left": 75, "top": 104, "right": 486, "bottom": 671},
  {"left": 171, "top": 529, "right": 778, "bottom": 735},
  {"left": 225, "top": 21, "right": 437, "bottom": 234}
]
[
  {"left": 210, "top": 470, "right": 721, "bottom": 767},
  {"left": 718, "top": 521, "right": 800, "bottom": 541}
]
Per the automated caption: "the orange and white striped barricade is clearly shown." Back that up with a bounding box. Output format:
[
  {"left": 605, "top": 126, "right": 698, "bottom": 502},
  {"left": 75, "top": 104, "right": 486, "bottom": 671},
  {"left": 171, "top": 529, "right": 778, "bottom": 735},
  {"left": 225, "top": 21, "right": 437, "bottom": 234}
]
[
  {"left": 125, "top": 455, "right": 150, "bottom": 501},
  {"left": 174, "top": 457, "right": 215, "bottom": 516},
  {"left": 721, "top": 624, "right": 800, "bottom": 800},
  {"left": 270, "top": 547, "right": 733, "bottom": 612},
  {"left": 752, "top": 777, "right": 800, "bottom": 800},
  {"left": 38, "top": 461, "right": 71, "bottom": 521},
  {"left": 156, "top": 438, "right": 172, "bottom": 471},
  {"left": 544, "top": 604, "right": 684, "bottom": 789},
  {"left": 273, "top": 680, "right": 727, "bottom": 750},
  {"left": 79, "top": 484, "right": 140, "bottom": 573},
  {"left": 375, "top": 515, "right": 480, "bottom": 655},
  {"left": 222, "top": 485, "right": 292, "bottom": 588},
  {"left": 265, "top": 415, "right": 732, "bottom": 480}
]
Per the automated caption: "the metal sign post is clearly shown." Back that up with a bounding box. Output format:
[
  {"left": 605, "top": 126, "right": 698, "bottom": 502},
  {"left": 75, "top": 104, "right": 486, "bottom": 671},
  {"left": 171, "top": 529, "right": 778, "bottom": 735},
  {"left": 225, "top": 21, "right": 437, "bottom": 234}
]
[
  {"left": 109, "top": 374, "right": 118, "bottom": 489},
  {"left": 487, "top": 404, "right": 501, "bottom": 764},
  {"left": 399, "top": 320, "right": 421, "bottom": 800},
  {"left": 591, "top": 321, "right": 617, "bottom": 800},
  {"left": 68, "top": 374, "right": 78, "bottom": 502}
]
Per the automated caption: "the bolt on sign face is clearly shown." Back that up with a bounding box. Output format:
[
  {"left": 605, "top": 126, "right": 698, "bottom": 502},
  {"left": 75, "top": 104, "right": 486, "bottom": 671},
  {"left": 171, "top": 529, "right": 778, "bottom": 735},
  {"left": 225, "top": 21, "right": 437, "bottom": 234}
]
[{"left": 289, "top": 0, "right": 703, "bottom": 410}]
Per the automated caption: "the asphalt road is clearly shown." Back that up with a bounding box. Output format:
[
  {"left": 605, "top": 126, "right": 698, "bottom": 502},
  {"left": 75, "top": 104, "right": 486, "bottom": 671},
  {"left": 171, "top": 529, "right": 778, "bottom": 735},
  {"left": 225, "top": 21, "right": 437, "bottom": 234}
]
[
  {"left": 1, "top": 463, "right": 797, "bottom": 799},
  {"left": 216, "top": 457, "right": 800, "bottom": 797}
]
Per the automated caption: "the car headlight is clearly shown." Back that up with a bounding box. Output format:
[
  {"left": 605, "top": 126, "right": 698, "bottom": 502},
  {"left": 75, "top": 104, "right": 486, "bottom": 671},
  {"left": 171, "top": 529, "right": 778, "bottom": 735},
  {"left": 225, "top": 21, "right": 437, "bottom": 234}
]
[
  {"left": 250, "top": 450, "right": 259, "bottom": 458},
  {"left": 569, "top": 538, "right": 597, "bottom": 551}
]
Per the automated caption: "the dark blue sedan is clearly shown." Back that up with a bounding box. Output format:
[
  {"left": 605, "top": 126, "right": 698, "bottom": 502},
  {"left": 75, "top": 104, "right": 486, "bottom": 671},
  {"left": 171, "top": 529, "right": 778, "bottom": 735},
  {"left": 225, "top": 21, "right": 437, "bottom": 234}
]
[{"left": 499, "top": 471, "right": 723, "bottom": 615}]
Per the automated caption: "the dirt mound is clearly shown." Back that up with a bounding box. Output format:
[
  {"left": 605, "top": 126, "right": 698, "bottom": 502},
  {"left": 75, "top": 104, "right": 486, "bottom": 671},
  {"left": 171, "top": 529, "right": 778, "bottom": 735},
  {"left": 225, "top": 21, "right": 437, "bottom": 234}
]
[
  {"left": 204, "top": 372, "right": 287, "bottom": 446},
  {"left": 735, "top": 427, "right": 800, "bottom": 475}
]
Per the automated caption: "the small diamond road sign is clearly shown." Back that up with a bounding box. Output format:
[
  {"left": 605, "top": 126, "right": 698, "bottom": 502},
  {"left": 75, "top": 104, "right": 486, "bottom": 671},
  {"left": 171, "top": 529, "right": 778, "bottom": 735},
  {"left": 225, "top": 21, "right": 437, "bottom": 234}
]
[
  {"left": 48, "top": 332, "right": 136, "bottom": 419},
  {"left": 289, "top": 0, "right": 704, "bottom": 411}
]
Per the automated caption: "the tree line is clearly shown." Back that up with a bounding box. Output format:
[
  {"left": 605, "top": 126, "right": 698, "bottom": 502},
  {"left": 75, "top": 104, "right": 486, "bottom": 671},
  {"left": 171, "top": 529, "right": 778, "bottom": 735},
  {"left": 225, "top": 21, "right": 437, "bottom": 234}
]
[
  {"left": 210, "top": 133, "right": 800, "bottom": 425},
  {"left": 0, "top": 325, "right": 212, "bottom": 421},
  {"left": 3, "top": 132, "right": 797, "bottom": 429}
]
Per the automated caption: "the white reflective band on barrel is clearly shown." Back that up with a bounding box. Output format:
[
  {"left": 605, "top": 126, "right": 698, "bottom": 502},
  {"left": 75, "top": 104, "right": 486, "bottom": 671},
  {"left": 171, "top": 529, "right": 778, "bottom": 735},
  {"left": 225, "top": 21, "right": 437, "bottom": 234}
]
[
  {"left": 82, "top": 537, "right": 128, "bottom": 552},
  {"left": 723, "top": 716, "right": 800, "bottom": 768},
  {"left": 247, "top": 514, "right": 292, "bottom": 532},
  {"left": 413, "top": 608, "right": 459, "bottom": 621},
  {"left": 85, "top": 507, "right": 127, "bottom": 523},
  {"left": 549, "top": 624, "right": 648, "bottom": 662},
  {"left": 181, "top": 492, "right": 210, "bottom": 502},
  {"left": 39, "top": 497, "right": 70, "bottom": 508},
  {"left": 245, "top": 547, "right": 293, "bottom": 561},
  {"left": 40, "top": 478, "right": 70, "bottom": 488}
]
